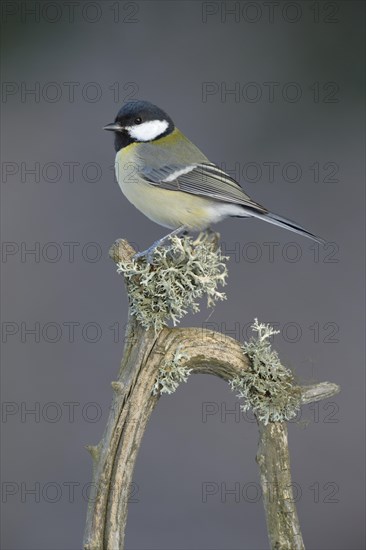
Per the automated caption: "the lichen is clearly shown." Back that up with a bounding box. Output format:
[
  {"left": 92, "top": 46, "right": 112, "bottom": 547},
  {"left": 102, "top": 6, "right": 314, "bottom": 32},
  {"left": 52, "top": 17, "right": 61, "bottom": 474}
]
[
  {"left": 229, "top": 319, "right": 301, "bottom": 424},
  {"left": 117, "top": 232, "right": 228, "bottom": 332},
  {"left": 153, "top": 347, "right": 192, "bottom": 395}
]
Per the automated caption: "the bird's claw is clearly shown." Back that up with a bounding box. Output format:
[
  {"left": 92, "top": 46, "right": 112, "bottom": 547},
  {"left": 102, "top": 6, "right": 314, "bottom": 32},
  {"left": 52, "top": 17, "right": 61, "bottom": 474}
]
[
  {"left": 133, "top": 226, "right": 187, "bottom": 263},
  {"left": 133, "top": 246, "right": 156, "bottom": 264}
]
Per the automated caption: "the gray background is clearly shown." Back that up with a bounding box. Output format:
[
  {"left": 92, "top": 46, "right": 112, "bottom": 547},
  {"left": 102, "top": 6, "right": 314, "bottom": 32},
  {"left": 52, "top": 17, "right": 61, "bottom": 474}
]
[{"left": 1, "top": 1, "right": 365, "bottom": 549}]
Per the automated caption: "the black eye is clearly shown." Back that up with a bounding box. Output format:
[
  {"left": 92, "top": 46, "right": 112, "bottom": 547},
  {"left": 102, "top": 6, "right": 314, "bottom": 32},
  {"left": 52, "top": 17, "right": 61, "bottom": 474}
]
[{"left": 134, "top": 117, "right": 142, "bottom": 124}]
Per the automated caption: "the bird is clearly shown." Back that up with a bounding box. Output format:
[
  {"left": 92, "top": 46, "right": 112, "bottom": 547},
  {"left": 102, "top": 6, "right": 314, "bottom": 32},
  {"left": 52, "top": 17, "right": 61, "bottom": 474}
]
[{"left": 104, "top": 100, "right": 325, "bottom": 258}]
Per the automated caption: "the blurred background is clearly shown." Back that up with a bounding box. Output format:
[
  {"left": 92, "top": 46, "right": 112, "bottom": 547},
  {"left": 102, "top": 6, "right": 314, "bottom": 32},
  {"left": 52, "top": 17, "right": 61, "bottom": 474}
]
[{"left": 1, "top": 1, "right": 365, "bottom": 549}]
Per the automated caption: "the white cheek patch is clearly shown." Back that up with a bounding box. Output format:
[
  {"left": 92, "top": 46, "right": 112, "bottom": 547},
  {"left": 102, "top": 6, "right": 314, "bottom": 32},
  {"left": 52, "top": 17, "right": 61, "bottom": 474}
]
[{"left": 126, "top": 119, "right": 169, "bottom": 142}]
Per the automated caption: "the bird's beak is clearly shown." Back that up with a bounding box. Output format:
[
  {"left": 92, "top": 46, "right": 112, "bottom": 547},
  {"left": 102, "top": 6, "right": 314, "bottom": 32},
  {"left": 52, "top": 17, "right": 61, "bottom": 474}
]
[{"left": 103, "top": 122, "right": 123, "bottom": 132}]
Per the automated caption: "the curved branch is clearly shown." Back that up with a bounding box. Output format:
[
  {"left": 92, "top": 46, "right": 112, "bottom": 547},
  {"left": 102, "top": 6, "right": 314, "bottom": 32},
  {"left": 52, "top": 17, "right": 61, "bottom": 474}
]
[
  {"left": 159, "top": 326, "right": 251, "bottom": 377},
  {"left": 83, "top": 239, "right": 340, "bottom": 550}
]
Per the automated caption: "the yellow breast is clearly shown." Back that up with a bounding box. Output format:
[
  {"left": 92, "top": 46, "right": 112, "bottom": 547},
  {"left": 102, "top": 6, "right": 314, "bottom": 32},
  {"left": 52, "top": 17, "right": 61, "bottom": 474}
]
[{"left": 114, "top": 144, "right": 214, "bottom": 230}]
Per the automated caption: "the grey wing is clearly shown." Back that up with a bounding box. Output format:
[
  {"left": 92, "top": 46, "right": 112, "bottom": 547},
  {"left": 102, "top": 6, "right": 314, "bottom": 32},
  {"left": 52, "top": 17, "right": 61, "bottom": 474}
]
[{"left": 140, "top": 161, "right": 268, "bottom": 214}]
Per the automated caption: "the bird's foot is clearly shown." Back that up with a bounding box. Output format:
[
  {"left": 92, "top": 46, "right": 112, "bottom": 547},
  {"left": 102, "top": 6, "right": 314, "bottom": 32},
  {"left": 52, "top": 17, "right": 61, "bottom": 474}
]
[
  {"left": 133, "top": 244, "right": 159, "bottom": 264},
  {"left": 133, "top": 226, "right": 187, "bottom": 264}
]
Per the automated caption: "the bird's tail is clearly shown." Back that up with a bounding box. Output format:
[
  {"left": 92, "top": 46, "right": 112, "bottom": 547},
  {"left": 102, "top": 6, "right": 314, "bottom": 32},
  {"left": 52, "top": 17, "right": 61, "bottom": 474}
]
[{"left": 248, "top": 210, "right": 326, "bottom": 245}]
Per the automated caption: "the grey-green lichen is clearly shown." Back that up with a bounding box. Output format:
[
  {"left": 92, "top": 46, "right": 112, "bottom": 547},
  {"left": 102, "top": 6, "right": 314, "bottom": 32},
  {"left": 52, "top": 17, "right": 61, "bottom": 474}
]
[
  {"left": 229, "top": 319, "right": 301, "bottom": 424},
  {"left": 153, "top": 346, "right": 192, "bottom": 395},
  {"left": 117, "top": 232, "right": 228, "bottom": 332}
]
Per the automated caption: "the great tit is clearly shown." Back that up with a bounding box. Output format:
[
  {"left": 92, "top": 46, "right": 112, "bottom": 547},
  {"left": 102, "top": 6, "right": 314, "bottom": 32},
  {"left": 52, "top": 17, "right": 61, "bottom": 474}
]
[{"left": 104, "top": 100, "right": 324, "bottom": 254}]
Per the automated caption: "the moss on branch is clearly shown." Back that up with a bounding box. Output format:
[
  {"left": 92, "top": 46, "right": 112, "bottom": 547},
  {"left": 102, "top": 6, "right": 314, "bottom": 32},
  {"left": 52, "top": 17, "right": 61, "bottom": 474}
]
[
  {"left": 230, "top": 319, "right": 302, "bottom": 424},
  {"left": 116, "top": 232, "right": 228, "bottom": 331},
  {"left": 152, "top": 346, "right": 192, "bottom": 395}
]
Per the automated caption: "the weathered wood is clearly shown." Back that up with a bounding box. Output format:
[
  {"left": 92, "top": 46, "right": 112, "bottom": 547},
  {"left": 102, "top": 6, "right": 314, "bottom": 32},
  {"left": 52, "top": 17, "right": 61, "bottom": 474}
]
[
  {"left": 83, "top": 239, "right": 340, "bottom": 550},
  {"left": 257, "top": 422, "right": 304, "bottom": 550}
]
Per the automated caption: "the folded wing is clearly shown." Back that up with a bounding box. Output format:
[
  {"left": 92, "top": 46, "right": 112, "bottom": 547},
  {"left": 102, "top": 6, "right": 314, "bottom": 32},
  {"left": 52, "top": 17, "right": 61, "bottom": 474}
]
[{"left": 140, "top": 161, "right": 268, "bottom": 214}]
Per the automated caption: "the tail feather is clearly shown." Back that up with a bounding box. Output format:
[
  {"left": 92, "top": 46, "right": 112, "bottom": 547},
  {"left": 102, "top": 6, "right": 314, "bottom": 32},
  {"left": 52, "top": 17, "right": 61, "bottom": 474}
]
[{"left": 247, "top": 210, "right": 326, "bottom": 245}]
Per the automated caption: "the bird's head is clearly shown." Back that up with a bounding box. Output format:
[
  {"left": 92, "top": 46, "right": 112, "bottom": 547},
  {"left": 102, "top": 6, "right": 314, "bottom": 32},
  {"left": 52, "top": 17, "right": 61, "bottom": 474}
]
[{"left": 103, "top": 100, "right": 174, "bottom": 151}]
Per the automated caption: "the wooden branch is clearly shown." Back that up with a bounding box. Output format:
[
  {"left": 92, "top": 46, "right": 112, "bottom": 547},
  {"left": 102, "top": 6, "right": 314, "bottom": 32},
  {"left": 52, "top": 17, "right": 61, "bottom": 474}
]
[
  {"left": 300, "top": 382, "right": 340, "bottom": 404},
  {"left": 257, "top": 421, "right": 304, "bottom": 550},
  {"left": 83, "top": 239, "right": 340, "bottom": 550}
]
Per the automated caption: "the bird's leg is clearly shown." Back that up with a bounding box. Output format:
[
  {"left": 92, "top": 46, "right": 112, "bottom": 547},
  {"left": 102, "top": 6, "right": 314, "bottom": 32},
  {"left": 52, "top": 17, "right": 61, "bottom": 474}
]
[{"left": 134, "top": 225, "right": 187, "bottom": 262}]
